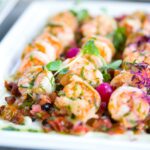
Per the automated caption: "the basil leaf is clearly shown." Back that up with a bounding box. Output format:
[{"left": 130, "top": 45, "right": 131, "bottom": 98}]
[
  {"left": 107, "top": 60, "right": 122, "bottom": 70},
  {"left": 82, "top": 40, "right": 99, "bottom": 56},
  {"left": 70, "top": 9, "right": 89, "bottom": 22},
  {"left": 77, "top": 9, "right": 89, "bottom": 22},
  {"left": 113, "top": 27, "right": 126, "bottom": 51},
  {"left": 46, "top": 60, "right": 62, "bottom": 71},
  {"left": 100, "top": 60, "right": 122, "bottom": 82},
  {"left": 59, "top": 68, "right": 69, "bottom": 75},
  {"left": 101, "top": 71, "right": 111, "bottom": 82}
]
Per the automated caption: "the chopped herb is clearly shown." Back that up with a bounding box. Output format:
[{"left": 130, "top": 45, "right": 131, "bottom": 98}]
[
  {"left": 55, "top": 83, "right": 64, "bottom": 91},
  {"left": 101, "top": 125, "right": 109, "bottom": 132},
  {"left": 29, "top": 72, "right": 41, "bottom": 89},
  {"left": 71, "top": 113, "right": 76, "bottom": 119},
  {"left": 113, "top": 27, "right": 127, "bottom": 51},
  {"left": 82, "top": 40, "right": 99, "bottom": 56},
  {"left": 49, "top": 116, "right": 56, "bottom": 121},
  {"left": 100, "top": 60, "right": 122, "bottom": 82},
  {"left": 2, "top": 126, "right": 20, "bottom": 131},
  {"left": 49, "top": 76, "right": 55, "bottom": 88},
  {"left": 80, "top": 67, "right": 85, "bottom": 79},
  {"left": 59, "top": 68, "right": 69, "bottom": 75},
  {"left": 102, "top": 71, "right": 111, "bottom": 82},
  {"left": 29, "top": 54, "right": 33, "bottom": 61},
  {"left": 19, "top": 99, "right": 34, "bottom": 109},
  {"left": 47, "top": 22, "right": 62, "bottom": 27},
  {"left": 58, "top": 90, "right": 65, "bottom": 96},
  {"left": 19, "top": 85, "right": 29, "bottom": 89},
  {"left": 46, "top": 60, "right": 62, "bottom": 71},
  {"left": 28, "top": 129, "right": 39, "bottom": 132}
]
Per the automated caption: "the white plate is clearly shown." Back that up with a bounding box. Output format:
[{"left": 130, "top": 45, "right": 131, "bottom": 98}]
[
  {"left": 0, "top": 1, "right": 150, "bottom": 150},
  {"left": 0, "top": 0, "right": 19, "bottom": 24}
]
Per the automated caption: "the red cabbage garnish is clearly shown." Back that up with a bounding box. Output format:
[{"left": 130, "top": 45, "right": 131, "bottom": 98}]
[
  {"left": 130, "top": 63, "right": 150, "bottom": 92},
  {"left": 128, "top": 35, "right": 150, "bottom": 47}
]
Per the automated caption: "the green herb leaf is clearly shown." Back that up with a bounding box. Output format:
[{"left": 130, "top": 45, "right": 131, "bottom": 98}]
[
  {"left": 46, "top": 60, "right": 62, "bottom": 71},
  {"left": 2, "top": 126, "right": 20, "bottom": 131},
  {"left": 28, "top": 129, "right": 39, "bottom": 132},
  {"left": 82, "top": 40, "right": 99, "bottom": 56},
  {"left": 106, "top": 60, "right": 122, "bottom": 70},
  {"left": 59, "top": 68, "right": 69, "bottom": 75},
  {"left": 101, "top": 60, "right": 122, "bottom": 70},
  {"left": 102, "top": 71, "right": 111, "bottom": 82},
  {"left": 113, "top": 27, "right": 126, "bottom": 51},
  {"left": 100, "top": 60, "right": 122, "bottom": 82},
  {"left": 70, "top": 9, "right": 89, "bottom": 22}
]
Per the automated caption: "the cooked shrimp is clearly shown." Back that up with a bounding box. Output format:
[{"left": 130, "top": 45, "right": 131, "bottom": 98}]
[
  {"left": 123, "top": 42, "right": 150, "bottom": 59},
  {"left": 55, "top": 75, "right": 101, "bottom": 122},
  {"left": 119, "top": 15, "right": 142, "bottom": 35},
  {"left": 34, "top": 32, "right": 63, "bottom": 58},
  {"left": 111, "top": 65, "right": 150, "bottom": 94},
  {"left": 123, "top": 50, "right": 150, "bottom": 65},
  {"left": 50, "top": 11, "right": 78, "bottom": 32},
  {"left": 22, "top": 33, "right": 63, "bottom": 60},
  {"left": 123, "top": 32, "right": 150, "bottom": 58},
  {"left": 108, "top": 86, "right": 149, "bottom": 128},
  {"left": 142, "top": 14, "right": 150, "bottom": 35},
  {"left": 60, "top": 55, "right": 103, "bottom": 87},
  {"left": 18, "top": 51, "right": 50, "bottom": 74},
  {"left": 110, "top": 71, "right": 133, "bottom": 88},
  {"left": 82, "top": 36, "right": 115, "bottom": 63},
  {"left": 45, "top": 23, "right": 74, "bottom": 48},
  {"left": 83, "top": 54, "right": 104, "bottom": 68},
  {"left": 81, "top": 15, "right": 117, "bottom": 37},
  {"left": 18, "top": 66, "right": 55, "bottom": 98}
]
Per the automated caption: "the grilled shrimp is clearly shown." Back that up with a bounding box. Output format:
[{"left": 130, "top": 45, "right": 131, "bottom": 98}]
[
  {"left": 18, "top": 66, "right": 55, "bottom": 98},
  {"left": 82, "top": 36, "right": 115, "bottom": 63},
  {"left": 60, "top": 55, "right": 103, "bottom": 87},
  {"left": 45, "top": 23, "right": 74, "bottom": 48},
  {"left": 123, "top": 32, "right": 150, "bottom": 58},
  {"left": 19, "top": 51, "right": 50, "bottom": 74},
  {"left": 110, "top": 71, "right": 133, "bottom": 88},
  {"left": 119, "top": 18, "right": 141, "bottom": 36},
  {"left": 81, "top": 15, "right": 117, "bottom": 37},
  {"left": 119, "top": 11, "right": 144, "bottom": 35},
  {"left": 142, "top": 14, "right": 150, "bottom": 35},
  {"left": 55, "top": 75, "right": 101, "bottom": 122},
  {"left": 50, "top": 11, "right": 78, "bottom": 32},
  {"left": 22, "top": 33, "right": 62, "bottom": 59},
  {"left": 108, "top": 86, "right": 149, "bottom": 128},
  {"left": 111, "top": 65, "right": 150, "bottom": 93},
  {"left": 123, "top": 50, "right": 150, "bottom": 65},
  {"left": 123, "top": 42, "right": 150, "bottom": 59}
]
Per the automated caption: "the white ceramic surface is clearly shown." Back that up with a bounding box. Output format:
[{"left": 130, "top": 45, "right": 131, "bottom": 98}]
[{"left": 0, "top": 1, "right": 150, "bottom": 149}]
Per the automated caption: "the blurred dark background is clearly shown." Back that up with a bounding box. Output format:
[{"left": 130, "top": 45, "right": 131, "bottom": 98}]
[{"left": 0, "top": 0, "right": 150, "bottom": 41}]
